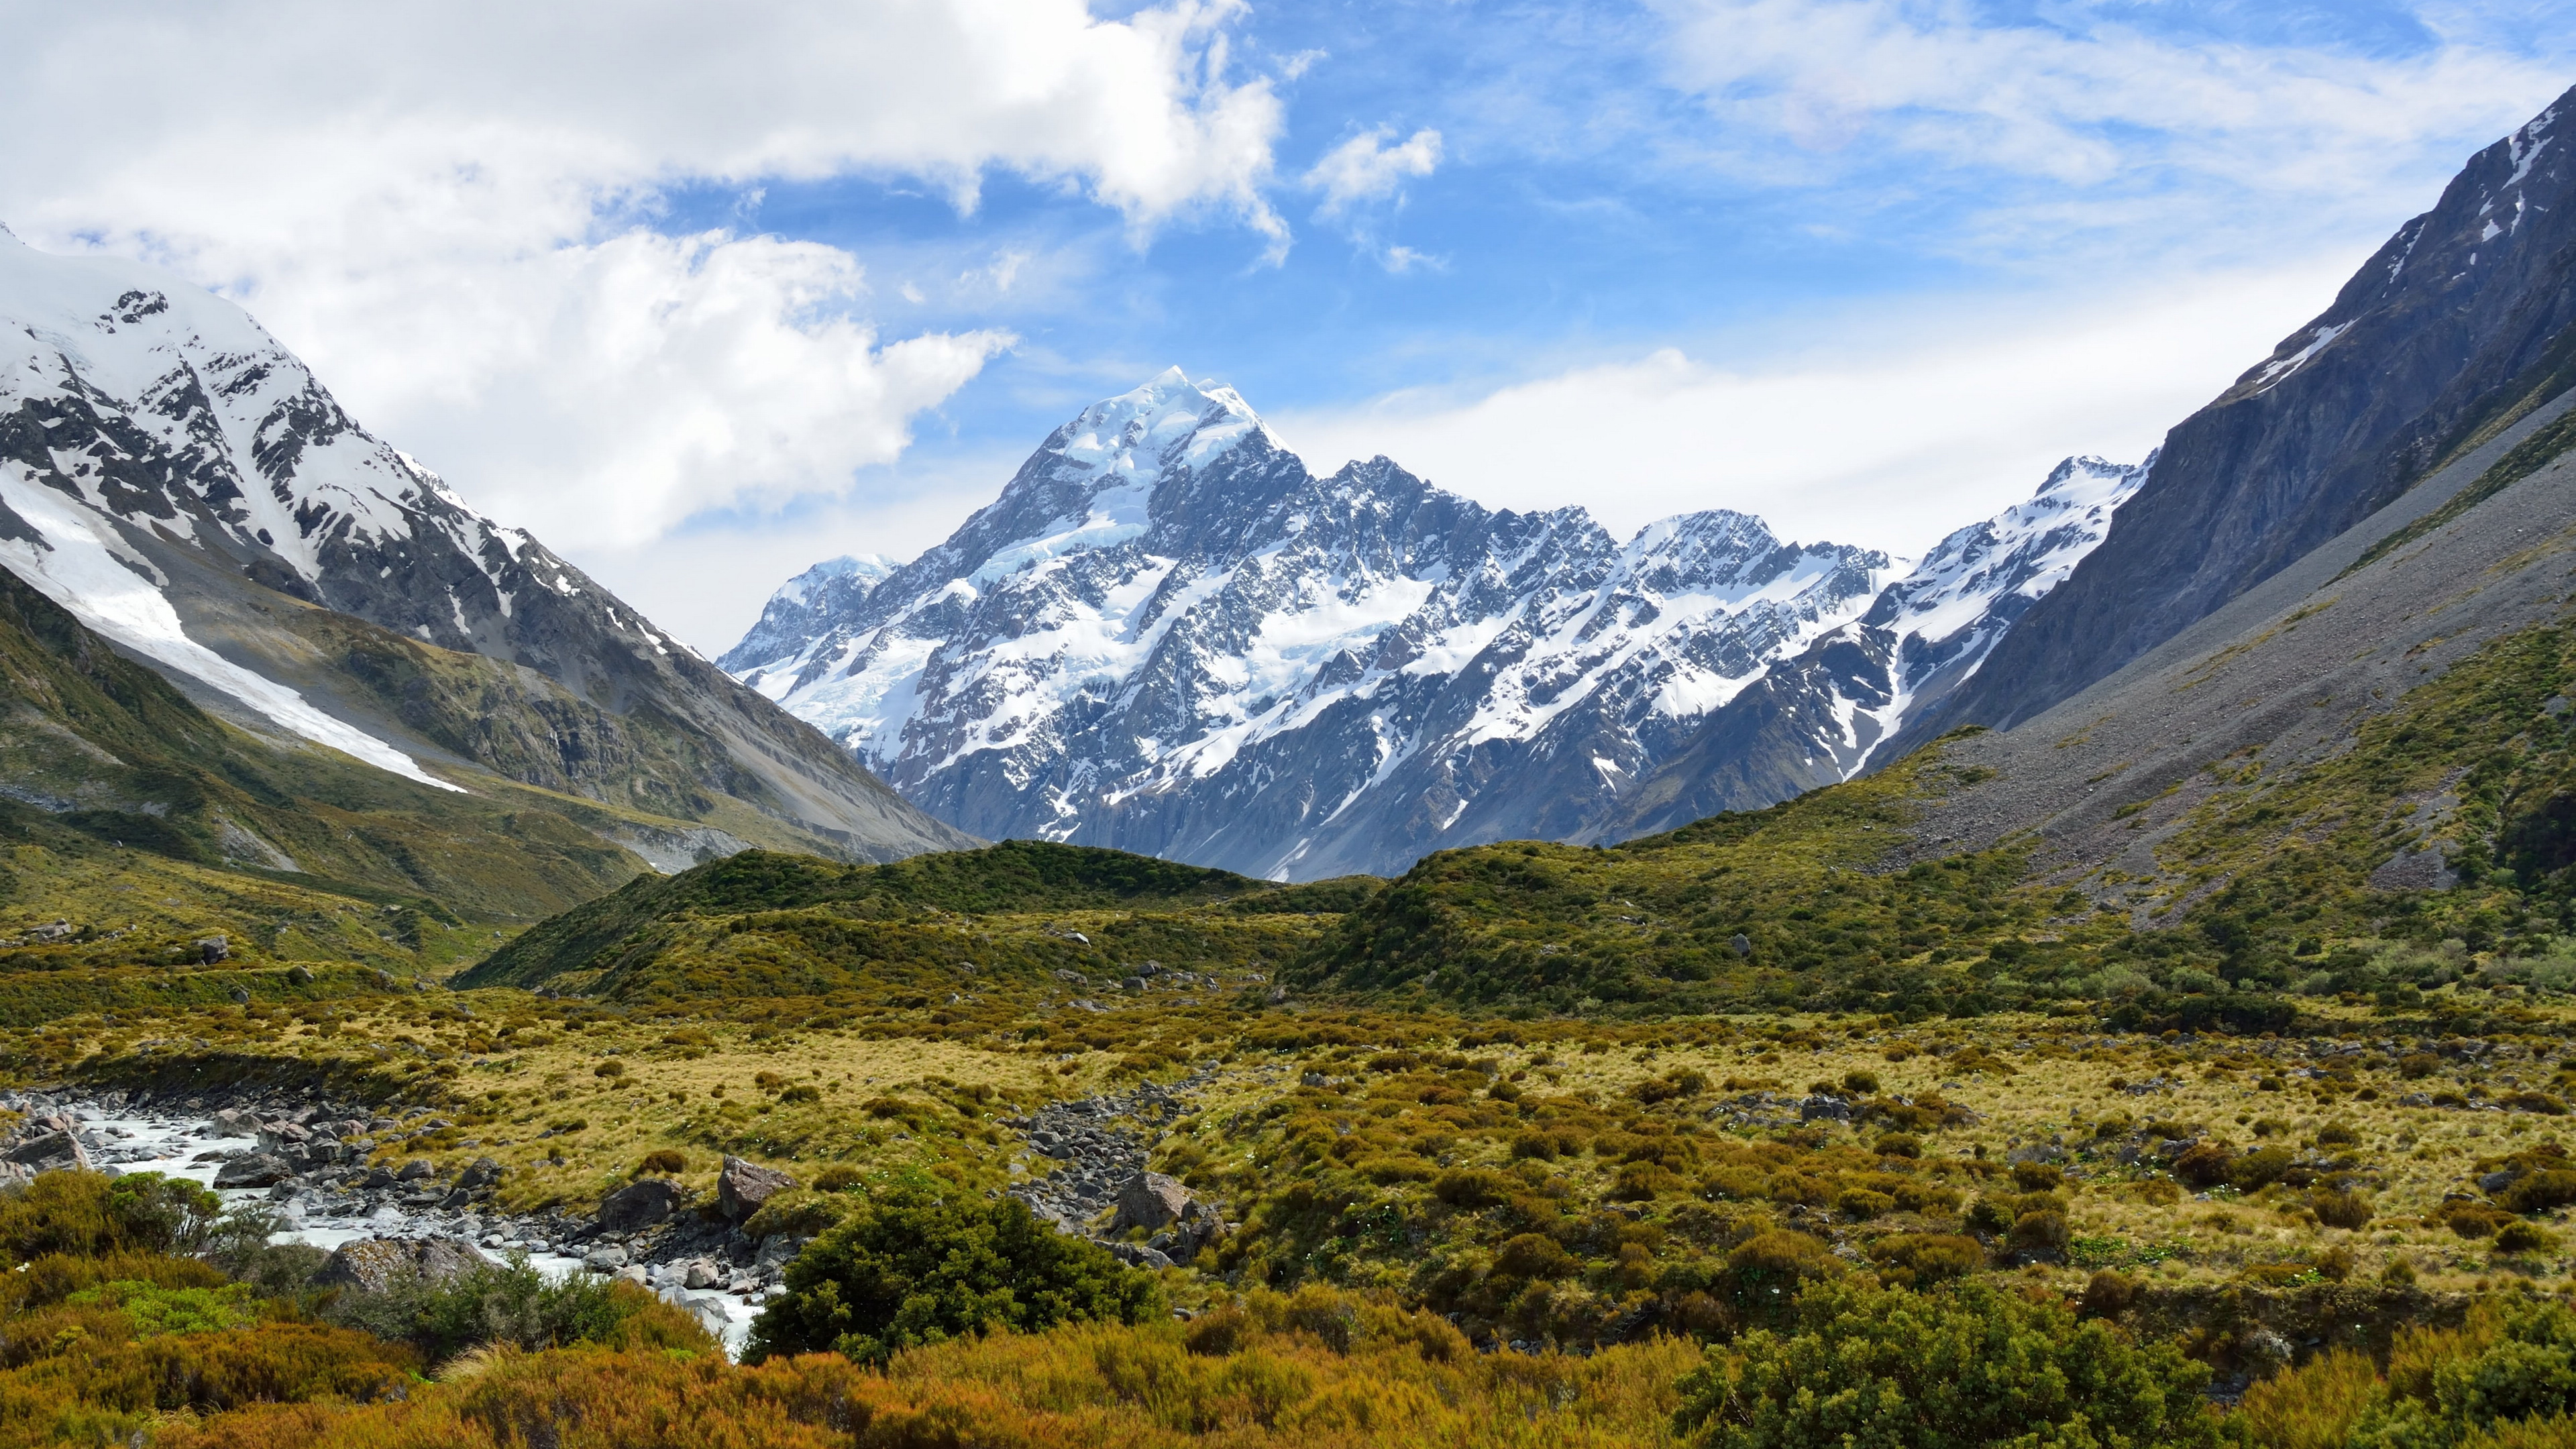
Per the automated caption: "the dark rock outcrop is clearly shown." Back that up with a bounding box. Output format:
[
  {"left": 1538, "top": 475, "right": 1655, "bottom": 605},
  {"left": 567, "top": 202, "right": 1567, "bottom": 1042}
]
[
  {"left": 716, "top": 1157, "right": 794, "bottom": 1222},
  {"left": 598, "top": 1177, "right": 686, "bottom": 1232}
]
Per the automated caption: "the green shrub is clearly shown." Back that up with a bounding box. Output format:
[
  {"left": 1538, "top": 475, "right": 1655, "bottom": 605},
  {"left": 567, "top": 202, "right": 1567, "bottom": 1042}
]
[
  {"left": 0, "top": 1171, "right": 225, "bottom": 1260},
  {"left": 2496, "top": 1220, "right": 2557, "bottom": 1255},
  {"left": 1869, "top": 1235, "right": 1986, "bottom": 1290},
  {"left": 2314, "top": 1188, "right": 2376, "bottom": 1230},
  {"left": 2349, "top": 1299, "right": 2576, "bottom": 1449},
  {"left": 63, "top": 1278, "right": 260, "bottom": 1336},
  {"left": 2500, "top": 1171, "right": 2576, "bottom": 1214},
  {"left": 323, "top": 1256, "right": 709, "bottom": 1361},
  {"left": 1674, "top": 1280, "right": 2220, "bottom": 1449},
  {"left": 747, "top": 1184, "right": 1161, "bottom": 1365},
  {"left": 2230, "top": 1146, "right": 2298, "bottom": 1191}
]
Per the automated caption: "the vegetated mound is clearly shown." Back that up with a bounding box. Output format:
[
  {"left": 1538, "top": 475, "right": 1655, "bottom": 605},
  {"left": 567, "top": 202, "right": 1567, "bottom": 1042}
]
[{"left": 457, "top": 840, "right": 1380, "bottom": 997}]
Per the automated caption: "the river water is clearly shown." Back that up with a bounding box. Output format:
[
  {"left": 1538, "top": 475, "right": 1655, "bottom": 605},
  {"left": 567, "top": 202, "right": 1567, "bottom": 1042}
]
[{"left": 66, "top": 1099, "right": 763, "bottom": 1357}]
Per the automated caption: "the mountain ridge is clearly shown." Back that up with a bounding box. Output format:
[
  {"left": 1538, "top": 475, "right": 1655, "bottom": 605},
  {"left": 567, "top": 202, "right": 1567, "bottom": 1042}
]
[{"left": 0, "top": 228, "right": 973, "bottom": 869}]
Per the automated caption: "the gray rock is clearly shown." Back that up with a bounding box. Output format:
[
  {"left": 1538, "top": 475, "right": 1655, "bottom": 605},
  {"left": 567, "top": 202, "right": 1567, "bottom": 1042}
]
[
  {"left": 1796, "top": 1095, "right": 1854, "bottom": 1124},
  {"left": 1108, "top": 1241, "right": 1176, "bottom": 1271},
  {"left": 396, "top": 1159, "right": 434, "bottom": 1181},
  {"left": 4, "top": 1130, "right": 88, "bottom": 1173},
  {"left": 717, "top": 1155, "right": 795, "bottom": 1222},
  {"left": 598, "top": 1177, "right": 686, "bottom": 1232},
  {"left": 753, "top": 1234, "right": 804, "bottom": 1273},
  {"left": 312, "top": 1237, "right": 495, "bottom": 1294},
  {"left": 458, "top": 1157, "right": 503, "bottom": 1189},
  {"left": 583, "top": 1244, "right": 631, "bottom": 1273},
  {"left": 683, "top": 1258, "right": 723, "bottom": 1289},
  {"left": 1110, "top": 1171, "right": 1193, "bottom": 1234},
  {"left": 214, "top": 1152, "right": 292, "bottom": 1188}
]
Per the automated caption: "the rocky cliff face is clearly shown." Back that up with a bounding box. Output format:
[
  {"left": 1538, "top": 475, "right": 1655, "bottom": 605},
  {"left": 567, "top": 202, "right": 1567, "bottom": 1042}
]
[
  {"left": 1902, "top": 83, "right": 2576, "bottom": 747},
  {"left": 1599, "top": 455, "right": 2149, "bottom": 840},
  {"left": 0, "top": 227, "right": 971, "bottom": 864},
  {"left": 727, "top": 370, "right": 1894, "bottom": 878}
]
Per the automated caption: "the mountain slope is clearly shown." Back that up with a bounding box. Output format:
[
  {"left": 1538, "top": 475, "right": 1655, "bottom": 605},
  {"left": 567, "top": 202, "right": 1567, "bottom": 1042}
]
[
  {"left": 1599, "top": 454, "right": 2147, "bottom": 840},
  {"left": 0, "top": 227, "right": 971, "bottom": 866},
  {"left": 1901, "top": 83, "right": 2576, "bottom": 748},
  {"left": 726, "top": 370, "right": 1893, "bottom": 879}
]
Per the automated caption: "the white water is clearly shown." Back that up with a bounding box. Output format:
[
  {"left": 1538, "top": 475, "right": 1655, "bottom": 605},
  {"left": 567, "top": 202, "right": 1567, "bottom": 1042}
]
[{"left": 71, "top": 1103, "right": 762, "bottom": 1356}]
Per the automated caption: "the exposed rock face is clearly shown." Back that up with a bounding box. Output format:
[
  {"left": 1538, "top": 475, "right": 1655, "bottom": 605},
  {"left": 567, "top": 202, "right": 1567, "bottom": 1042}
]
[
  {"left": 598, "top": 1177, "right": 687, "bottom": 1232},
  {"left": 1110, "top": 1172, "right": 1191, "bottom": 1234},
  {"left": 311, "top": 1236, "right": 495, "bottom": 1294},
  {"left": 0, "top": 229, "right": 971, "bottom": 865},
  {"left": 716, "top": 1157, "right": 794, "bottom": 1222},
  {"left": 727, "top": 370, "right": 1890, "bottom": 879},
  {"left": 1904, "top": 84, "right": 2576, "bottom": 748}
]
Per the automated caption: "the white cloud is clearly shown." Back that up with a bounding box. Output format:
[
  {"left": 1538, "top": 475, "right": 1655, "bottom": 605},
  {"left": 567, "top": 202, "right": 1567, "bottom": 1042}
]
[
  {"left": 1648, "top": 0, "right": 2573, "bottom": 250},
  {"left": 1271, "top": 254, "right": 2367, "bottom": 561},
  {"left": 0, "top": 0, "right": 1287, "bottom": 554},
  {"left": 1305, "top": 127, "right": 1445, "bottom": 218}
]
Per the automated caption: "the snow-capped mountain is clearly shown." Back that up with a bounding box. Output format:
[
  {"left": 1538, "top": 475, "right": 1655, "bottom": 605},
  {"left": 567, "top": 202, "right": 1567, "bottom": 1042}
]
[
  {"left": 727, "top": 368, "right": 1900, "bottom": 879},
  {"left": 0, "top": 226, "right": 969, "bottom": 865},
  {"left": 1596, "top": 454, "right": 2150, "bottom": 841}
]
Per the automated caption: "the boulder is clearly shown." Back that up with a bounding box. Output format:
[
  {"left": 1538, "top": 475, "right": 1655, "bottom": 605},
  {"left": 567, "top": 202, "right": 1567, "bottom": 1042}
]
[
  {"left": 582, "top": 1244, "right": 630, "bottom": 1273},
  {"left": 598, "top": 1177, "right": 686, "bottom": 1232},
  {"left": 717, "top": 1155, "right": 795, "bottom": 1222},
  {"left": 458, "top": 1157, "right": 503, "bottom": 1190},
  {"left": 213, "top": 1152, "right": 292, "bottom": 1188},
  {"left": 312, "top": 1237, "right": 496, "bottom": 1295},
  {"left": 1110, "top": 1171, "right": 1193, "bottom": 1234},
  {"left": 4, "top": 1130, "right": 88, "bottom": 1174},
  {"left": 683, "top": 1258, "right": 723, "bottom": 1289},
  {"left": 396, "top": 1159, "right": 434, "bottom": 1181},
  {"left": 1796, "top": 1095, "right": 1854, "bottom": 1124}
]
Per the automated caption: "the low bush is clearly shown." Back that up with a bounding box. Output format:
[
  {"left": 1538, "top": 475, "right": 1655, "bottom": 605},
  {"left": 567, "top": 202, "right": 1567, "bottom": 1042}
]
[
  {"left": 1674, "top": 1280, "right": 2220, "bottom": 1449},
  {"left": 323, "top": 1257, "right": 710, "bottom": 1362},
  {"left": 747, "top": 1183, "right": 1161, "bottom": 1364}
]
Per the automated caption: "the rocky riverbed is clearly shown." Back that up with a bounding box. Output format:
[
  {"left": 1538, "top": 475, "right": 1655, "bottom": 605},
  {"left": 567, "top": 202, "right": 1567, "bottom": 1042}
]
[{"left": 0, "top": 1076, "right": 1236, "bottom": 1354}]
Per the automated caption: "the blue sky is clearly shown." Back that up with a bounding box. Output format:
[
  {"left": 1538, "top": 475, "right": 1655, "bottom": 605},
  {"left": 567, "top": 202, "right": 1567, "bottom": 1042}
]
[{"left": 6, "top": 0, "right": 2575, "bottom": 647}]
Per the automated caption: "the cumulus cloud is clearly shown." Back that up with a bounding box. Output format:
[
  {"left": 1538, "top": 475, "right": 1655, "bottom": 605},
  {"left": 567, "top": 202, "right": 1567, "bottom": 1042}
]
[
  {"left": 0, "top": 0, "right": 1285, "bottom": 553},
  {"left": 1272, "top": 255, "right": 2367, "bottom": 562}
]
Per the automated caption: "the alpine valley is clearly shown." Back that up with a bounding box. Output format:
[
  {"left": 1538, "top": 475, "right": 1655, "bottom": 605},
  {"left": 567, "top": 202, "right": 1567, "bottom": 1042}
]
[{"left": 11, "top": 70, "right": 2576, "bottom": 1449}]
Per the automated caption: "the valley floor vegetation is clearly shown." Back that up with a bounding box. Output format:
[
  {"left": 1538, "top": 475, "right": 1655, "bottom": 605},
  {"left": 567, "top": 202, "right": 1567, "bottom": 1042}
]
[{"left": 18, "top": 617, "right": 2576, "bottom": 1442}]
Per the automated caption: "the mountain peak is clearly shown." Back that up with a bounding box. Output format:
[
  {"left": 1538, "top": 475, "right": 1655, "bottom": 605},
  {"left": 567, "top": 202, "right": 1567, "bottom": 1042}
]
[{"left": 1049, "top": 367, "right": 1280, "bottom": 486}]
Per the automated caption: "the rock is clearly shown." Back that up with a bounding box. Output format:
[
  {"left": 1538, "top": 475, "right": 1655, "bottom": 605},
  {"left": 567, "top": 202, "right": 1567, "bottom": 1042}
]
[
  {"left": 213, "top": 1152, "right": 292, "bottom": 1188},
  {"left": 1796, "top": 1095, "right": 1854, "bottom": 1124},
  {"left": 614, "top": 1265, "right": 650, "bottom": 1285},
  {"left": 598, "top": 1177, "right": 686, "bottom": 1232},
  {"left": 1730, "top": 933, "right": 1752, "bottom": 956},
  {"left": 195, "top": 934, "right": 229, "bottom": 964},
  {"left": 312, "top": 1237, "right": 496, "bottom": 1294},
  {"left": 2481, "top": 1169, "right": 2520, "bottom": 1193},
  {"left": 753, "top": 1234, "right": 804, "bottom": 1273},
  {"left": 396, "top": 1159, "right": 434, "bottom": 1181},
  {"left": 583, "top": 1244, "right": 631, "bottom": 1273},
  {"left": 684, "top": 1258, "right": 723, "bottom": 1289},
  {"left": 1108, "top": 1241, "right": 1176, "bottom": 1271},
  {"left": 286, "top": 965, "right": 313, "bottom": 985},
  {"left": 4, "top": 1130, "right": 88, "bottom": 1173},
  {"left": 458, "top": 1157, "right": 503, "bottom": 1189},
  {"left": 717, "top": 1155, "right": 795, "bottom": 1222},
  {"left": 1110, "top": 1171, "right": 1193, "bottom": 1234}
]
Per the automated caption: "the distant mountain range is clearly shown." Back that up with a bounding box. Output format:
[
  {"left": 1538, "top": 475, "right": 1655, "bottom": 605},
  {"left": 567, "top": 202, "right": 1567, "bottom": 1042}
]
[
  {"left": 725, "top": 373, "right": 2140, "bottom": 878},
  {"left": 0, "top": 226, "right": 969, "bottom": 915}
]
